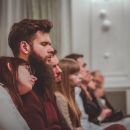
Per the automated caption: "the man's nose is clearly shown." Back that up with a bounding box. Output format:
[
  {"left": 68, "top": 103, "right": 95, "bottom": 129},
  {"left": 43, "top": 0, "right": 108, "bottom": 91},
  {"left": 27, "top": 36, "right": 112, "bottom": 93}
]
[
  {"left": 48, "top": 45, "right": 54, "bottom": 53},
  {"left": 56, "top": 66, "right": 62, "bottom": 73}
]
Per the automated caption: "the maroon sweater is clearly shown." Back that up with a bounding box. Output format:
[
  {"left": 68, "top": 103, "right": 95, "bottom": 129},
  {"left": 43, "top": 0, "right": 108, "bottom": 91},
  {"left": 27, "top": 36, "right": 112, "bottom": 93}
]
[{"left": 21, "top": 91, "right": 70, "bottom": 130}]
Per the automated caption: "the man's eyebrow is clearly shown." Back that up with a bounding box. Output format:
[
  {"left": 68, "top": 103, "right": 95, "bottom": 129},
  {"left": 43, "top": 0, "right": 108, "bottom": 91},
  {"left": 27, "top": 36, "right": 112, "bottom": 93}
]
[{"left": 40, "top": 42, "right": 51, "bottom": 45}]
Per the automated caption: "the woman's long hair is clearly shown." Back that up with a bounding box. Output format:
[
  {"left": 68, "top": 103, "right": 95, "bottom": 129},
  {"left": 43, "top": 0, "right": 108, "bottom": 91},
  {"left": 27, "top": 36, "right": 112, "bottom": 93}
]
[
  {"left": 57, "top": 58, "right": 81, "bottom": 120},
  {"left": 0, "top": 56, "right": 29, "bottom": 115}
]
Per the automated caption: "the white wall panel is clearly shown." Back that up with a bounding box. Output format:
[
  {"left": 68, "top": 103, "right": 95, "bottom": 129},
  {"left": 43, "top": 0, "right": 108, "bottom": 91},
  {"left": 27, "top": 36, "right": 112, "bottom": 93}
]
[{"left": 91, "top": 0, "right": 130, "bottom": 87}]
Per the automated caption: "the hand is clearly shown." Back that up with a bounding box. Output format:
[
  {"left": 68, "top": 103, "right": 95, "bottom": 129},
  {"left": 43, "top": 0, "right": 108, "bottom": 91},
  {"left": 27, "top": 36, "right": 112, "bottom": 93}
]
[{"left": 98, "top": 108, "right": 112, "bottom": 121}]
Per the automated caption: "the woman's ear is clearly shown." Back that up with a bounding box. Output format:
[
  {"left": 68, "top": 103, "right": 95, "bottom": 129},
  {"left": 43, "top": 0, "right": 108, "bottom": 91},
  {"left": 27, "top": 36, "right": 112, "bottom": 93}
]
[
  {"left": 20, "top": 41, "right": 31, "bottom": 54},
  {"left": 7, "top": 62, "right": 12, "bottom": 71}
]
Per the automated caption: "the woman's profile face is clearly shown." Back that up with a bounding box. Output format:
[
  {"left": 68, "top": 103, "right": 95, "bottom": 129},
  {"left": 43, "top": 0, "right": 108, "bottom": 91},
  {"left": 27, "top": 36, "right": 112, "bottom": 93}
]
[
  {"left": 17, "top": 65, "right": 37, "bottom": 95},
  {"left": 69, "top": 72, "right": 81, "bottom": 87}
]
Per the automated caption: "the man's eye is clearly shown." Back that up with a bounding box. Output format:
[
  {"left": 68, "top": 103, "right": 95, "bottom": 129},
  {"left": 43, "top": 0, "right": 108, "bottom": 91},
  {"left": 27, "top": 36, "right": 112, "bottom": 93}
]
[
  {"left": 41, "top": 43, "right": 47, "bottom": 46},
  {"left": 41, "top": 42, "right": 50, "bottom": 46}
]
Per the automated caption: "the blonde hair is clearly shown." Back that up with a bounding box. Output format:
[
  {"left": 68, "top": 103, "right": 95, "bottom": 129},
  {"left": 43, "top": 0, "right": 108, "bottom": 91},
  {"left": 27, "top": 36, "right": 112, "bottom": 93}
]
[{"left": 57, "top": 58, "right": 81, "bottom": 120}]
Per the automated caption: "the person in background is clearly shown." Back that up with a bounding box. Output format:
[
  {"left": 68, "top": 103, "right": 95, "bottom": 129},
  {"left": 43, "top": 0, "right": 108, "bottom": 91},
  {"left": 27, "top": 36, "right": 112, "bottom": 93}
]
[
  {"left": 86, "top": 79, "right": 112, "bottom": 124},
  {"left": 91, "top": 70, "right": 104, "bottom": 84},
  {"left": 0, "top": 56, "right": 37, "bottom": 130},
  {"left": 49, "top": 49, "right": 62, "bottom": 84},
  {"left": 91, "top": 70, "right": 130, "bottom": 129},
  {"left": 55, "top": 58, "right": 83, "bottom": 130},
  {"left": 92, "top": 70, "right": 127, "bottom": 122},
  {"left": 92, "top": 78, "right": 115, "bottom": 113},
  {"left": 66, "top": 53, "right": 127, "bottom": 130}
]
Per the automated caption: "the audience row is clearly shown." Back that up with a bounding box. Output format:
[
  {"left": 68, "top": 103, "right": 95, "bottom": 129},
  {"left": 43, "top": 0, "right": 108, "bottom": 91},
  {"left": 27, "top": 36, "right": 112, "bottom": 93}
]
[{"left": 0, "top": 18, "right": 129, "bottom": 130}]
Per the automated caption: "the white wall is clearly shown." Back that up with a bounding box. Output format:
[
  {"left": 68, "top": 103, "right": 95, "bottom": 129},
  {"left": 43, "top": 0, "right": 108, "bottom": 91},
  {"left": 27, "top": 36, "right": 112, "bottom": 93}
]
[
  {"left": 60, "top": 0, "right": 130, "bottom": 113},
  {"left": 61, "top": 0, "right": 130, "bottom": 87},
  {"left": 91, "top": 0, "right": 130, "bottom": 88}
]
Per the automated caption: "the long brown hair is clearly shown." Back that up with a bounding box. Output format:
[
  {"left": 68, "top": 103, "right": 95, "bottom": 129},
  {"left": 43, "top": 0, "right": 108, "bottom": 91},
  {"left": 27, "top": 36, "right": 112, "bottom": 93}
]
[
  {"left": 0, "top": 56, "right": 29, "bottom": 114},
  {"left": 57, "top": 58, "right": 81, "bottom": 120}
]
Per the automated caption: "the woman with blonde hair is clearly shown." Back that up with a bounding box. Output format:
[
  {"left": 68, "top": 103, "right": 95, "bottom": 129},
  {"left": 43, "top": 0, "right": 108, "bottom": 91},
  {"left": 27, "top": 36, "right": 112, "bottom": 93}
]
[{"left": 55, "top": 58, "right": 83, "bottom": 130}]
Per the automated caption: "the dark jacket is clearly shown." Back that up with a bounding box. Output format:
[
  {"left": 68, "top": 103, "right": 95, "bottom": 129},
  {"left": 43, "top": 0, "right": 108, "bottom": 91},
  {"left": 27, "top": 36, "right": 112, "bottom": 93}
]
[
  {"left": 80, "top": 89, "right": 101, "bottom": 124},
  {"left": 80, "top": 89, "right": 124, "bottom": 124}
]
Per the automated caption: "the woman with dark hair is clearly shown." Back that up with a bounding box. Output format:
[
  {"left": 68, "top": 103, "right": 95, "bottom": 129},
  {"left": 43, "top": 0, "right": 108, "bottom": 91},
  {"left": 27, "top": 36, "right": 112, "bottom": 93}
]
[
  {"left": 55, "top": 58, "right": 83, "bottom": 130},
  {"left": 0, "top": 56, "right": 37, "bottom": 130}
]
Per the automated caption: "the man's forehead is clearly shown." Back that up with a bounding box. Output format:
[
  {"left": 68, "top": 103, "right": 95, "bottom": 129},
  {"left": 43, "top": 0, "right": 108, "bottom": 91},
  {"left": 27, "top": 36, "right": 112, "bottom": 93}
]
[
  {"left": 77, "top": 57, "right": 86, "bottom": 65},
  {"left": 33, "top": 31, "right": 51, "bottom": 41}
]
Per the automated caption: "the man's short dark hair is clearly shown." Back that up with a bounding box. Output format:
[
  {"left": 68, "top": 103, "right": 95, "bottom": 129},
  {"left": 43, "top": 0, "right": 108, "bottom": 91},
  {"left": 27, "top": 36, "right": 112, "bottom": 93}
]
[
  {"left": 8, "top": 19, "right": 53, "bottom": 56},
  {"left": 65, "top": 53, "right": 84, "bottom": 61}
]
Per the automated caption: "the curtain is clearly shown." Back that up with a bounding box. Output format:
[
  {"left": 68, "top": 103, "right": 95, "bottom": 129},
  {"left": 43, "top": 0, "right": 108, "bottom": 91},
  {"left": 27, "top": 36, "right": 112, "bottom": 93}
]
[{"left": 0, "top": 0, "right": 61, "bottom": 56}]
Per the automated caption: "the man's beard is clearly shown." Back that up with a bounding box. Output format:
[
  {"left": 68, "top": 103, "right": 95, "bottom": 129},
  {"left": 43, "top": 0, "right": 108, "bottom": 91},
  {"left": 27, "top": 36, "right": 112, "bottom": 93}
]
[
  {"left": 28, "top": 50, "right": 44, "bottom": 64},
  {"left": 28, "top": 50, "right": 46, "bottom": 76},
  {"left": 28, "top": 50, "right": 55, "bottom": 91}
]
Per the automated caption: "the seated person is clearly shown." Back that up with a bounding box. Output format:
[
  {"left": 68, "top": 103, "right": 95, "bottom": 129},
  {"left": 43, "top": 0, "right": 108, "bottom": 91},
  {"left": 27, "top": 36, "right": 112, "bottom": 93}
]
[
  {"left": 0, "top": 56, "right": 37, "bottom": 130},
  {"left": 81, "top": 79, "right": 112, "bottom": 124},
  {"left": 65, "top": 53, "right": 127, "bottom": 130},
  {"left": 29, "top": 53, "right": 71, "bottom": 130},
  {"left": 92, "top": 70, "right": 128, "bottom": 122},
  {"left": 55, "top": 58, "right": 83, "bottom": 130},
  {"left": 94, "top": 80, "right": 124, "bottom": 122}
]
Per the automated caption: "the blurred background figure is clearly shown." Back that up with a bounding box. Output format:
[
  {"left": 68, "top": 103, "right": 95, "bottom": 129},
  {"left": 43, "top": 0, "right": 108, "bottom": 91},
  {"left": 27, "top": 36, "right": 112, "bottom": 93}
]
[{"left": 55, "top": 58, "right": 83, "bottom": 130}]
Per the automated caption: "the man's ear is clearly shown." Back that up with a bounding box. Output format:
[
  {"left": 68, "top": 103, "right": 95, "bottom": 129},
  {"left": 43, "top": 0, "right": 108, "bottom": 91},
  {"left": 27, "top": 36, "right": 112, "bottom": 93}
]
[
  {"left": 20, "top": 41, "right": 31, "bottom": 54},
  {"left": 7, "top": 62, "right": 12, "bottom": 71}
]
